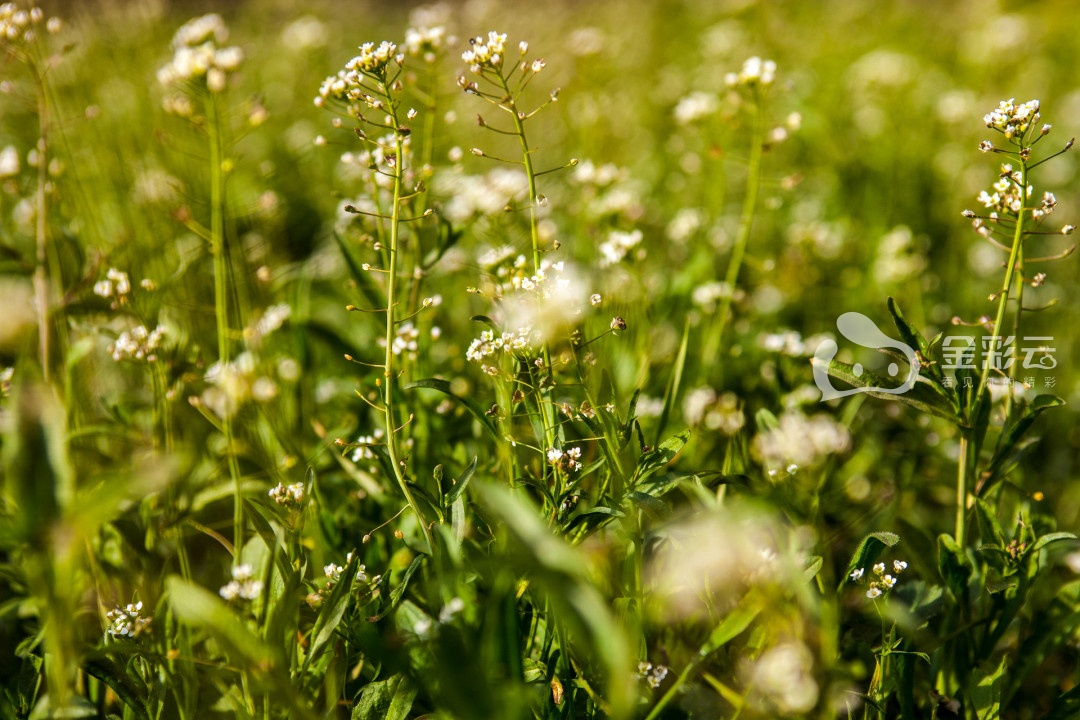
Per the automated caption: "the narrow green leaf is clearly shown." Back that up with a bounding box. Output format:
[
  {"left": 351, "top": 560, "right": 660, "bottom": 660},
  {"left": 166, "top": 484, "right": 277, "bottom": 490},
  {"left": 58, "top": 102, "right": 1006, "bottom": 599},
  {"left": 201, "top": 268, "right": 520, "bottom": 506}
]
[
  {"left": 405, "top": 378, "right": 500, "bottom": 441},
  {"left": 366, "top": 554, "right": 425, "bottom": 622},
  {"left": 302, "top": 551, "right": 358, "bottom": 674},
  {"left": 812, "top": 357, "right": 957, "bottom": 422},
  {"left": 839, "top": 532, "right": 901, "bottom": 591},
  {"left": 444, "top": 456, "right": 478, "bottom": 505}
]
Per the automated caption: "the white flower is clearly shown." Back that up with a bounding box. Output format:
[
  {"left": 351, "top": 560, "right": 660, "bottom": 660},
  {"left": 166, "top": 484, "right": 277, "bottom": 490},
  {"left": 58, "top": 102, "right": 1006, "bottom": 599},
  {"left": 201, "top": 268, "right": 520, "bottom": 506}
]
[
  {"left": 893, "top": 560, "right": 908, "bottom": 573},
  {"left": 105, "top": 600, "right": 151, "bottom": 638},
  {"left": 881, "top": 574, "right": 896, "bottom": 589},
  {"left": 873, "top": 562, "right": 885, "bottom": 576},
  {"left": 590, "top": 293, "right": 602, "bottom": 306},
  {"left": 866, "top": 586, "right": 882, "bottom": 599},
  {"left": 0, "top": 145, "right": 19, "bottom": 177},
  {"left": 850, "top": 568, "right": 864, "bottom": 581}
]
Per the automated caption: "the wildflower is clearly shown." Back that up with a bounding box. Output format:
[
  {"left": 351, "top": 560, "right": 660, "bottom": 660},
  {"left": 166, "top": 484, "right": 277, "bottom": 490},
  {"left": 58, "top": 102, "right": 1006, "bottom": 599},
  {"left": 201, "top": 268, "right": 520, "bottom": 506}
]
[
  {"left": 850, "top": 567, "right": 864, "bottom": 581},
  {"left": 0, "top": 145, "right": 18, "bottom": 177},
  {"left": 866, "top": 586, "right": 882, "bottom": 599},
  {"left": 105, "top": 601, "right": 151, "bottom": 638},
  {"left": 673, "top": 91, "right": 718, "bottom": 125},
  {"left": 268, "top": 481, "right": 304, "bottom": 507},
  {"left": 598, "top": 228, "right": 643, "bottom": 267},
  {"left": 984, "top": 98, "right": 1041, "bottom": 139},
  {"left": 462, "top": 30, "right": 508, "bottom": 72},
  {"left": 219, "top": 563, "right": 264, "bottom": 601},
  {"left": 157, "top": 14, "right": 244, "bottom": 95},
  {"left": 610, "top": 316, "right": 627, "bottom": 331},
  {"left": 324, "top": 552, "right": 368, "bottom": 591},
  {"left": 881, "top": 574, "right": 897, "bottom": 589},
  {"left": 590, "top": 293, "right": 602, "bottom": 306},
  {"left": 873, "top": 562, "right": 885, "bottom": 576},
  {"left": 727, "top": 56, "right": 777, "bottom": 88},
  {"left": 109, "top": 325, "right": 166, "bottom": 363},
  {"left": 893, "top": 559, "right": 908, "bottom": 573},
  {"left": 404, "top": 24, "right": 448, "bottom": 63}
]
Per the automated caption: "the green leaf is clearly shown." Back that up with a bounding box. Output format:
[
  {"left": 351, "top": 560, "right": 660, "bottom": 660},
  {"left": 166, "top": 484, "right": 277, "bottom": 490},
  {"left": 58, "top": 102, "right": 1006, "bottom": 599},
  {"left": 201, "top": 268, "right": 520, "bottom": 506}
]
[
  {"left": 654, "top": 317, "right": 691, "bottom": 445},
  {"left": 633, "top": 429, "right": 690, "bottom": 487},
  {"left": 703, "top": 605, "right": 759, "bottom": 654},
  {"left": 1028, "top": 531, "right": 1079, "bottom": 556},
  {"left": 974, "top": 498, "right": 1006, "bottom": 549},
  {"left": 887, "top": 297, "right": 928, "bottom": 355},
  {"left": 366, "top": 554, "right": 425, "bottom": 622},
  {"left": 302, "top": 551, "right": 359, "bottom": 674},
  {"left": 812, "top": 357, "right": 957, "bottom": 422},
  {"left": 754, "top": 408, "right": 780, "bottom": 432},
  {"left": 406, "top": 378, "right": 500, "bottom": 441},
  {"left": 979, "top": 394, "right": 1065, "bottom": 496},
  {"left": 803, "top": 556, "right": 824, "bottom": 582},
  {"left": 839, "top": 532, "right": 901, "bottom": 591},
  {"left": 444, "top": 456, "right": 478, "bottom": 505},
  {"left": 166, "top": 575, "right": 278, "bottom": 670},
  {"left": 1043, "top": 684, "right": 1080, "bottom": 720},
  {"left": 971, "top": 655, "right": 1006, "bottom": 720},
  {"left": 937, "top": 534, "right": 972, "bottom": 601}
]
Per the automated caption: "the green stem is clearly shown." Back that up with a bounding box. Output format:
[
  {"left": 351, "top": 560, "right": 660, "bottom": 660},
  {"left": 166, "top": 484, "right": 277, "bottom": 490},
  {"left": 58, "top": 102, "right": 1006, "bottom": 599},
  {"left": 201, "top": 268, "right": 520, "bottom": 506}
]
[
  {"left": 709, "top": 94, "right": 765, "bottom": 357},
  {"left": 383, "top": 124, "right": 435, "bottom": 556},
  {"left": 498, "top": 73, "right": 557, "bottom": 464},
  {"left": 956, "top": 433, "right": 969, "bottom": 546},
  {"left": 33, "top": 64, "right": 49, "bottom": 383},
  {"left": 1004, "top": 244, "right": 1025, "bottom": 423},
  {"left": 972, "top": 161, "right": 1027, "bottom": 410},
  {"left": 207, "top": 94, "right": 244, "bottom": 559}
]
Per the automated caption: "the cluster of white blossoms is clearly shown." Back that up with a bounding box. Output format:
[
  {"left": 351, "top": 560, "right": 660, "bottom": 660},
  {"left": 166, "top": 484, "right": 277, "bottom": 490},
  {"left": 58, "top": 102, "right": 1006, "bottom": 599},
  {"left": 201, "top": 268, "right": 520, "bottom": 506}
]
[
  {"left": 324, "top": 551, "right": 368, "bottom": 591},
  {"left": 350, "top": 428, "right": 384, "bottom": 463},
  {"left": 404, "top": 25, "right": 448, "bottom": 62},
  {"left": 726, "top": 56, "right": 777, "bottom": 88},
  {"left": 975, "top": 163, "right": 1033, "bottom": 217},
  {"left": 378, "top": 320, "right": 420, "bottom": 359},
  {"left": 109, "top": 325, "right": 166, "bottom": 363},
  {"left": 546, "top": 446, "right": 582, "bottom": 473},
  {"left": 157, "top": 14, "right": 244, "bottom": 97},
  {"left": 466, "top": 327, "right": 535, "bottom": 367},
  {"left": 219, "top": 563, "right": 263, "bottom": 601},
  {"left": 598, "top": 228, "right": 644, "bottom": 267},
  {"left": 673, "top": 91, "right": 719, "bottom": 125},
  {"left": 105, "top": 601, "right": 151, "bottom": 638},
  {"left": 637, "top": 661, "right": 670, "bottom": 690},
  {"left": 202, "top": 352, "right": 279, "bottom": 417},
  {"left": 461, "top": 31, "right": 508, "bottom": 71},
  {"left": 850, "top": 559, "right": 908, "bottom": 599},
  {"left": 268, "top": 481, "right": 304, "bottom": 507},
  {"left": 316, "top": 41, "right": 399, "bottom": 106},
  {"left": 349, "top": 41, "right": 398, "bottom": 74},
  {"left": 752, "top": 410, "right": 851, "bottom": 470},
  {"left": 0, "top": 3, "right": 60, "bottom": 45},
  {"left": 984, "top": 98, "right": 1042, "bottom": 139}
]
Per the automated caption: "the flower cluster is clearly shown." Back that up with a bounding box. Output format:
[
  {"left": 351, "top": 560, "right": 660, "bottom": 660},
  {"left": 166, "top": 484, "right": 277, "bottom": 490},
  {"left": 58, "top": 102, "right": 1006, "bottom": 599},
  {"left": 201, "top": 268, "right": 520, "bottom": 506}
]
[
  {"left": 466, "top": 327, "right": 535, "bottom": 368},
  {"left": 598, "top": 228, "right": 644, "bottom": 267},
  {"left": 350, "top": 429, "right": 385, "bottom": 463},
  {"left": 976, "top": 163, "right": 1032, "bottom": 217},
  {"left": 324, "top": 551, "right": 368, "bottom": 591},
  {"left": 219, "top": 563, "right": 263, "bottom": 601},
  {"left": 404, "top": 25, "right": 448, "bottom": 63},
  {"left": 0, "top": 3, "right": 60, "bottom": 45},
  {"left": 546, "top": 446, "right": 582, "bottom": 473},
  {"left": 109, "top": 325, "right": 166, "bottom": 363},
  {"left": 268, "top": 481, "right": 304, "bottom": 507},
  {"left": 726, "top": 56, "right": 777, "bottom": 88},
  {"left": 349, "top": 41, "right": 398, "bottom": 75},
  {"left": 105, "top": 601, "right": 151, "bottom": 638},
  {"left": 157, "top": 13, "right": 243, "bottom": 98},
  {"left": 637, "top": 661, "right": 670, "bottom": 690},
  {"left": 752, "top": 410, "right": 851, "bottom": 470},
  {"left": 673, "top": 91, "right": 719, "bottom": 125},
  {"left": 378, "top": 320, "right": 420, "bottom": 359},
  {"left": 461, "top": 31, "right": 508, "bottom": 72},
  {"left": 984, "top": 98, "right": 1041, "bottom": 139},
  {"left": 850, "top": 559, "right": 907, "bottom": 599}
]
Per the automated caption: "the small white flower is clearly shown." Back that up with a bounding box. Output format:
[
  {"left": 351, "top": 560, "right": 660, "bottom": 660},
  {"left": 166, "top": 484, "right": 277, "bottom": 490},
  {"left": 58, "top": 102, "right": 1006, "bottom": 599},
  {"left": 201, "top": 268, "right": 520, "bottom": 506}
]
[
  {"left": 850, "top": 568, "right": 864, "bottom": 581},
  {"left": 590, "top": 293, "right": 602, "bottom": 306},
  {"left": 866, "top": 586, "right": 882, "bottom": 599},
  {"left": 873, "top": 562, "right": 885, "bottom": 576},
  {"left": 881, "top": 574, "right": 896, "bottom": 589},
  {"left": 893, "top": 560, "right": 908, "bottom": 574}
]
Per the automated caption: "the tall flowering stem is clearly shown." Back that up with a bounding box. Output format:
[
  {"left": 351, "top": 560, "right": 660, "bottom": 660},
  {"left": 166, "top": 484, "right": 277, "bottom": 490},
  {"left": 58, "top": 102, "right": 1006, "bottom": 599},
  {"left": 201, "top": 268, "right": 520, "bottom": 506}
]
[
  {"left": 158, "top": 13, "right": 247, "bottom": 558},
  {"left": 957, "top": 98, "right": 1073, "bottom": 545},
  {"left": 461, "top": 32, "right": 567, "bottom": 484},
  {"left": 317, "top": 41, "right": 435, "bottom": 554}
]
